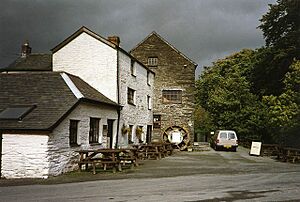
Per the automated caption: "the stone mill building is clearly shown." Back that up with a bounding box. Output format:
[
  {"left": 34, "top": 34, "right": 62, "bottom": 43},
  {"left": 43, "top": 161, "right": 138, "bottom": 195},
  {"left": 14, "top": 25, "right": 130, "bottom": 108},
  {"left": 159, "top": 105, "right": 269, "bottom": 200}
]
[{"left": 130, "top": 32, "right": 197, "bottom": 149}]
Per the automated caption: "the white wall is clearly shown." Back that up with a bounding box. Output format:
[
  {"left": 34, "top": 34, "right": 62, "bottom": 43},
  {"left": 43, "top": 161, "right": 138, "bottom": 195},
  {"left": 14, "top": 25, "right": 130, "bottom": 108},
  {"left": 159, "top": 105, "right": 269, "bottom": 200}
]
[
  {"left": 53, "top": 32, "right": 118, "bottom": 102},
  {"left": 1, "top": 103, "right": 118, "bottom": 178},
  {"left": 48, "top": 103, "right": 118, "bottom": 176},
  {"left": 2, "top": 134, "right": 49, "bottom": 179},
  {"left": 118, "top": 51, "right": 154, "bottom": 146}
]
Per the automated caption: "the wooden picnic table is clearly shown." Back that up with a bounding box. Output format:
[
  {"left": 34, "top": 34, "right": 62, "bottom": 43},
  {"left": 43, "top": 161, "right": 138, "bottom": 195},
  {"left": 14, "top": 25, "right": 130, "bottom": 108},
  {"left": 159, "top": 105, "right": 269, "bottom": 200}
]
[
  {"left": 77, "top": 148, "right": 138, "bottom": 174},
  {"left": 132, "top": 142, "right": 175, "bottom": 160},
  {"left": 132, "top": 143, "right": 162, "bottom": 160}
]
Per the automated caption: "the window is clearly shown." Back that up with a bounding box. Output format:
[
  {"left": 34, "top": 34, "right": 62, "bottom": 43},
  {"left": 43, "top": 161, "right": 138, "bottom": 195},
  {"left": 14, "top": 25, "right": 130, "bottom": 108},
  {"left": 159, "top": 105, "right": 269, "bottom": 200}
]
[
  {"left": 162, "top": 90, "right": 182, "bottom": 104},
  {"left": 89, "top": 118, "right": 100, "bottom": 143},
  {"left": 147, "top": 71, "right": 151, "bottom": 85},
  {"left": 219, "top": 132, "right": 227, "bottom": 139},
  {"left": 128, "top": 125, "right": 133, "bottom": 144},
  {"left": 147, "top": 57, "right": 158, "bottom": 66},
  {"left": 228, "top": 132, "right": 236, "bottom": 140},
  {"left": 0, "top": 105, "right": 36, "bottom": 120},
  {"left": 147, "top": 95, "right": 152, "bottom": 110},
  {"left": 127, "top": 88, "right": 136, "bottom": 105},
  {"left": 153, "top": 115, "right": 161, "bottom": 128},
  {"left": 69, "top": 120, "right": 79, "bottom": 146},
  {"left": 130, "top": 59, "right": 136, "bottom": 76}
]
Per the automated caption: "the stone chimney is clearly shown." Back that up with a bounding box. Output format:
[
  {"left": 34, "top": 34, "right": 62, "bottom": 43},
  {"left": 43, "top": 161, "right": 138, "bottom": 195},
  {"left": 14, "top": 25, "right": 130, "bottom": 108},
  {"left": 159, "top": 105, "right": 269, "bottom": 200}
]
[
  {"left": 107, "top": 36, "right": 120, "bottom": 46},
  {"left": 21, "top": 41, "right": 32, "bottom": 58}
]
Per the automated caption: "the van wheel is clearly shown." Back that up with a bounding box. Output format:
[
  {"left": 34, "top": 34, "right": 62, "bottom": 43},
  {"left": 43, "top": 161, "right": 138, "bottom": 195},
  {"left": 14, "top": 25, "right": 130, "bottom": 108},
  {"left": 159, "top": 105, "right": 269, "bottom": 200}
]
[
  {"left": 232, "top": 147, "right": 237, "bottom": 152},
  {"left": 214, "top": 145, "right": 218, "bottom": 151}
]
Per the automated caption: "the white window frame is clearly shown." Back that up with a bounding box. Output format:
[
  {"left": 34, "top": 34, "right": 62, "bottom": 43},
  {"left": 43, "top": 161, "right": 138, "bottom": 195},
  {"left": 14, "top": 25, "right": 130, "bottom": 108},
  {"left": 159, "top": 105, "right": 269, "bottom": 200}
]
[{"left": 147, "top": 57, "right": 158, "bottom": 66}]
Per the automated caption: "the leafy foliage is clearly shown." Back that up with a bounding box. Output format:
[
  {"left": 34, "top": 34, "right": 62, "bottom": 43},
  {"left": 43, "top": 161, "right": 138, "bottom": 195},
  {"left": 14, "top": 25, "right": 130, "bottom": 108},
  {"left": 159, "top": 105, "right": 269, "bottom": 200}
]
[
  {"left": 195, "top": 1, "right": 300, "bottom": 145},
  {"left": 263, "top": 60, "right": 300, "bottom": 143},
  {"left": 259, "top": 0, "right": 300, "bottom": 49},
  {"left": 196, "top": 50, "right": 264, "bottom": 140}
]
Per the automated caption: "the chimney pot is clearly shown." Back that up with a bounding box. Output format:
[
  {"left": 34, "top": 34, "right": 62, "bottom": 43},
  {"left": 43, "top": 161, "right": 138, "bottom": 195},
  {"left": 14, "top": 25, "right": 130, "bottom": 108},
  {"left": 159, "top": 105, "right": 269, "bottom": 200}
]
[
  {"left": 108, "top": 36, "right": 120, "bottom": 46},
  {"left": 21, "top": 40, "right": 32, "bottom": 58}
]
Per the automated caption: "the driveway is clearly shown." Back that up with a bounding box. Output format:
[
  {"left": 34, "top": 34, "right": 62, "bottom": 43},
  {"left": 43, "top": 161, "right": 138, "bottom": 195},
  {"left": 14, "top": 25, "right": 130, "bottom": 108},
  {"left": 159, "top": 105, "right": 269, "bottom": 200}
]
[{"left": 0, "top": 147, "right": 300, "bottom": 201}]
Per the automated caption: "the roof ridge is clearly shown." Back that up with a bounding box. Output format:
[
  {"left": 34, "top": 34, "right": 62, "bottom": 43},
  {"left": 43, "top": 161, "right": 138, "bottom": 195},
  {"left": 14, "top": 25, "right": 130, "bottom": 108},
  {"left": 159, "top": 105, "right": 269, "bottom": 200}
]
[
  {"left": 130, "top": 31, "right": 197, "bottom": 66},
  {"left": 51, "top": 26, "right": 117, "bottom": 53}
]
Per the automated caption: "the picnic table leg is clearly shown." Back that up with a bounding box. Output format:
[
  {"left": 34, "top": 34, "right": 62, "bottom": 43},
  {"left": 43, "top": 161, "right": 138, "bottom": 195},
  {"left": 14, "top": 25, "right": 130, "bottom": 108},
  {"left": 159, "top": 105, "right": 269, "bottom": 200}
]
[
  {"left": 93, "top": 162, "right": 96, "bottom": 175},
  {"left": 78, "top": 163, "right": 82, "bottom": 172},
  {"left": 118, "top": 163, "right": 122, "bottom": 171}
]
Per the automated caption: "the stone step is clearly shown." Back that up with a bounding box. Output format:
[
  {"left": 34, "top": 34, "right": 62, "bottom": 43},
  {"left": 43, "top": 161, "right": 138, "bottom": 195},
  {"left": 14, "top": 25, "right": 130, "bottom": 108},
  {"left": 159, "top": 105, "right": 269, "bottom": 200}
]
[{"left": 188, "top": 142, "right": 211, "bottom": 152}]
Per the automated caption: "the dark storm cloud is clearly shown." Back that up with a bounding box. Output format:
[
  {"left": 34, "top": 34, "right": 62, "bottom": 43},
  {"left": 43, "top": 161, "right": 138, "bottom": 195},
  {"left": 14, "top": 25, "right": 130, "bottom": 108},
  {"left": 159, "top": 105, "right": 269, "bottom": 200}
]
[{"left": 0, "top": 0, "right": 275, "bottom": 77}]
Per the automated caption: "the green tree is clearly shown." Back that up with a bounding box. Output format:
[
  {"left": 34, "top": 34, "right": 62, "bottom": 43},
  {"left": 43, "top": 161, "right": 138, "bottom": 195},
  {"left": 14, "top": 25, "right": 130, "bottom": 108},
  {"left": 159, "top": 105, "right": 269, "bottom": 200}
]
[
  {"left": 259, "top": 0, "right": 300, "bottom": 49},
  {"left": 253, "top": 0, "right": 300, "bottom": 96},
  {"left": 263, "top": 60, "right": 300, "bottom": 145},
  {"left": 196, "top": 50, "right": 265, "bottom": 141}
]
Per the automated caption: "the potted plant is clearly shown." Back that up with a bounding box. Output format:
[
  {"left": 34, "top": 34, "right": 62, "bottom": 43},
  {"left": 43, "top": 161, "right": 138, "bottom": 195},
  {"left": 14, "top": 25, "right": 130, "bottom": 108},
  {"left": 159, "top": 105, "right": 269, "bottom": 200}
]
[{"left": 121, "top": 124, "right": 130, "bottom": 136}]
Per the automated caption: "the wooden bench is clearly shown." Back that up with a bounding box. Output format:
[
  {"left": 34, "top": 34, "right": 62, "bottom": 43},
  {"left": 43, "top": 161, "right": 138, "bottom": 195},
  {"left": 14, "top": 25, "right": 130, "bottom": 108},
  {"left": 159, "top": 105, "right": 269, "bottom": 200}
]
[
  {"left": 119, "top": 149, "right": 139, "bottom": 168},
  {"left": 261, "top": 144, "right": 279, "bottom": 157},
  {"left": 78, "top": 158, "right": 121, "bottom": 174},
  {"left": 285, "top": 148, "right": 300, "bottom": 163}
]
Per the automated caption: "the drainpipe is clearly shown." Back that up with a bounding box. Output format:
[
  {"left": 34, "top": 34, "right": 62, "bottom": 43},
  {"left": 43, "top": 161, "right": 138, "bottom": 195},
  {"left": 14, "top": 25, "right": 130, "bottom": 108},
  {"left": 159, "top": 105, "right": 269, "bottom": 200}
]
[
  {"left": 115, "top": 49, "right": 121, "bottom": 149},
  {"left": 0, "top": 131, "right": 2, "bottom": 179}
]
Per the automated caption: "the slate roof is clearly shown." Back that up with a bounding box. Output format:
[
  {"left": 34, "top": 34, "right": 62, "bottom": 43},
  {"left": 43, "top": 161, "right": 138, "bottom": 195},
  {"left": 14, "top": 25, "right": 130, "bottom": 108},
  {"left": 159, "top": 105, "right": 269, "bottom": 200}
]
[
  {"left": 0, "top": 53, "right": 52, "bottom": 72},
  {"left": 0, "top": 72, "right": 119, "bottom": 131}
]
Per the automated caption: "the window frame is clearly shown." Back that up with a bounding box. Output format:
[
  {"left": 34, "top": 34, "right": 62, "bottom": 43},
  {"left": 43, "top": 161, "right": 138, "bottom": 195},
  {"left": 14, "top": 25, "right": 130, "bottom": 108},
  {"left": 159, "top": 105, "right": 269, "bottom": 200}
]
[
  {"left": 130, "top": 59, "right": 136, "bottom": 76},
  {"left": 69, "top": 119, "right": 79, "bottom": 147},
  {"left": 128, "top": 125, "right": 133, "bottom": 144},
  {"left": 127, "top": 87, "right": 136, "bottom": 105},
  {"left": 147, "top": 95, "right": 152, "bottom": 110},
  {"left": 89, "top": 117, "right": 100, "bottom": 144},
  {"left": 147, "top": 57, "right": 158, "bottom": 66},
  {"left": 162, "top": 90, "right": 182, "bottom": 104}
]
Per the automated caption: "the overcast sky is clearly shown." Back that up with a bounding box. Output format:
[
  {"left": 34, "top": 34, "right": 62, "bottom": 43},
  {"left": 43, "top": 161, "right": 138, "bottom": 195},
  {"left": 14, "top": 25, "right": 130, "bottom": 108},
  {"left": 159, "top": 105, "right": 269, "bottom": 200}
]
[{"left": 0, "top": 0, "right": 276, "bottom": 78}]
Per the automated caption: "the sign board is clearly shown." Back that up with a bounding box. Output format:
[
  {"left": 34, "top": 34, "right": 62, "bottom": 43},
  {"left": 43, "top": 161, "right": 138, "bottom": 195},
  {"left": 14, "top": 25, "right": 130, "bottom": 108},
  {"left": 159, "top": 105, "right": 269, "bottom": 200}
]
[
  {"left": 171, "top": 131, "right": 182, "bottom": 143},
  {"left": 250, "top": 142, "right": 262, "bottom": 156}
]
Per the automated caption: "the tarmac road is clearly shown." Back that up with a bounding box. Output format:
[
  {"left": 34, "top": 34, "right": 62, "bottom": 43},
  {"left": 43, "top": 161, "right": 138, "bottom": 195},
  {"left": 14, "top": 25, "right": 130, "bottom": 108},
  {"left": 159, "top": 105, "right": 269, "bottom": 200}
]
[{"left": 0, "top": 147, "right": 300, "bottom": 201}]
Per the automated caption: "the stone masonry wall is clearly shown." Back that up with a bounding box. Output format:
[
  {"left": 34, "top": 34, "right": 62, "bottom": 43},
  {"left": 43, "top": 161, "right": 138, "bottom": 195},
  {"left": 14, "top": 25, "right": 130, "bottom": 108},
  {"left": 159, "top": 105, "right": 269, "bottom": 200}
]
[
  {"left": 131, "top": 33, "right": 196, "bottom": 142},
  {"left": 48, "top": 102, "right": 118, "bottom": 176},
  {"left": 118, "top": 51, "right": 154, "bottom": 146}
]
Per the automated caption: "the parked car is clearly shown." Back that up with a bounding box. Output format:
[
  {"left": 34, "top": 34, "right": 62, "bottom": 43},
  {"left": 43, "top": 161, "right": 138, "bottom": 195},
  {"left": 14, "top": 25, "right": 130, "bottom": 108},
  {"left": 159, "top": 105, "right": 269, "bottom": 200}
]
[{"left": 210, "top": 130, "right": 238, "bottom": 152}]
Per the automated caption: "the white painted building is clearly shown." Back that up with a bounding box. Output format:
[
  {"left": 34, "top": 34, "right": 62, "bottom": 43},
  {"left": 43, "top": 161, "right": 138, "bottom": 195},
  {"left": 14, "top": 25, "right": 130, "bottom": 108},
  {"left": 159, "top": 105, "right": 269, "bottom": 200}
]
[
  {"left": 52, "top": 27, "right": 155, "bottom": 147},
  {"left": 0, "top": 72, "right": 120, "bottom": 178}
]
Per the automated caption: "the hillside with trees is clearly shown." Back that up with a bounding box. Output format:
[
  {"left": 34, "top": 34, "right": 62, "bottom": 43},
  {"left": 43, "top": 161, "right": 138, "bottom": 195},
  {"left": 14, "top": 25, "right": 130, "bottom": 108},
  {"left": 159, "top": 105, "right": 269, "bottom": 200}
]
[{"left": 195, "top": 0, "right": 300, "bottom": 147}]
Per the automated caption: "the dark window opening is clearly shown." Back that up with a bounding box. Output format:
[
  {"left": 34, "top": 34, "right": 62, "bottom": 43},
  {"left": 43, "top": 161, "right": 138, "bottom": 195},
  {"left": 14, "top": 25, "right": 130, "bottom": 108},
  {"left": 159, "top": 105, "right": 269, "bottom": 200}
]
[
  {"left": 69, "top": 120, "right": 79, "bottom": 146},
  {"left": 130, "top": 59, "right": 136, "bottom": 76},
  {"left": 89, "top": 118, "right": 100, "bottom": 143},
  {"left": 128, "top": 125, "right": 133, "bottom": 144},
  {"left": 153, "top": 115, "right": 161, "bottom": 128},
  {"left": 127, "top": 88, "right": 136, "bottom": 105}
]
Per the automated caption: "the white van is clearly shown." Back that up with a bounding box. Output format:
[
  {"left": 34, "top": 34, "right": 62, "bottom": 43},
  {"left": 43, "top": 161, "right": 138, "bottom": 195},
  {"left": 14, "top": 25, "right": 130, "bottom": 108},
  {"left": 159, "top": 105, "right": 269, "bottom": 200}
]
[{"left": 211, "top": 130, "right": 238, "bottom": 152}]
